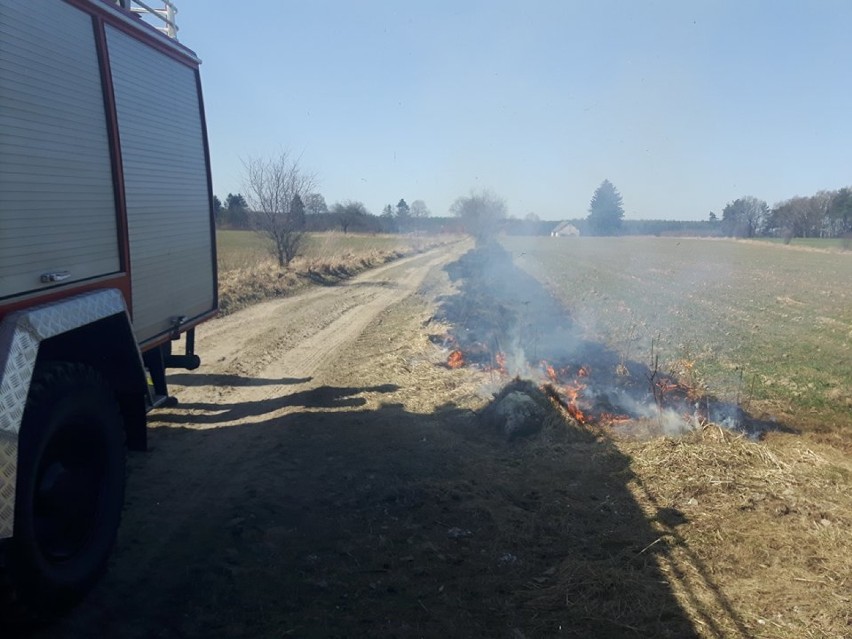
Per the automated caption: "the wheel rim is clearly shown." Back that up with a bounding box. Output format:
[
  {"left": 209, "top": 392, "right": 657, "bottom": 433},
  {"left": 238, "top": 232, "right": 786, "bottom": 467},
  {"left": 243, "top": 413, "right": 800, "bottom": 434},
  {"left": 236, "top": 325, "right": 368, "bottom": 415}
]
[{"left": 33, "top": 418, "right": 108, "bottom": 562}]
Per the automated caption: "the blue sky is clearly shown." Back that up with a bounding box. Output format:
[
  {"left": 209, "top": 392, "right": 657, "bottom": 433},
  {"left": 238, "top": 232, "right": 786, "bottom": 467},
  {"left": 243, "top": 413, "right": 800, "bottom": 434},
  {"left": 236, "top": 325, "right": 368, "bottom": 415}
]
[{"left": 174, "top": 1, "right": 852, "bottom": 220}]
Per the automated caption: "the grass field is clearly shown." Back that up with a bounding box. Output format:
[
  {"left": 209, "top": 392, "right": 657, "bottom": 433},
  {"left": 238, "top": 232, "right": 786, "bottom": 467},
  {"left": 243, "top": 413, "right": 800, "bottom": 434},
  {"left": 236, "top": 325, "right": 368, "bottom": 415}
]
[
  {"left": 501, "top": 236, "right": 852, "bottom": 436},
  {"left": 216, "top": 229, "right": 435, "bottom": 272},
  {"left": 747, "top": 236, "right": 851, "bottom": 251}
]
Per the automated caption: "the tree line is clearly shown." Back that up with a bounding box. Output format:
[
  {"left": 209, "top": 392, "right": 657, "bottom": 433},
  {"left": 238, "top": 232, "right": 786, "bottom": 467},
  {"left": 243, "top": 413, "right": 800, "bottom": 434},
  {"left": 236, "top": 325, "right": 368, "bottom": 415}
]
[
  {"left": 579, "top": 179, "right": 852, "bottom": 240},
  {"left": 215, "top": 152, "right": 851, "bottom": 267},
  {"left": 719, "top": 188, "right": 852, "bottom": 240},
  {"left": 213, "top": 152, "right": 440, "bottom": 266}
]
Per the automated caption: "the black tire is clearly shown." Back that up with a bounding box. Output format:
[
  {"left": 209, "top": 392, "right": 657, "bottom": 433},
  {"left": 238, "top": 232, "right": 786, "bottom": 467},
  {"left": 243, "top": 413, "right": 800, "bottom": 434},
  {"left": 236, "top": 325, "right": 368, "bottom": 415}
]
[{"left": 10, "top": 362, "right": 126, "bottom": 613}]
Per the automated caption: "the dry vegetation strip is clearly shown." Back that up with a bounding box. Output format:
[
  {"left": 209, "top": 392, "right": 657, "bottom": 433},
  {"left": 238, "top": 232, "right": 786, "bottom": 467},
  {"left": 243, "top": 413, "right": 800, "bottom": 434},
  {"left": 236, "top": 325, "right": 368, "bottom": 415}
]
[
  {"left": 621, "top": 426, "right": 851, "bottom": 637},
  {"left": 216, "top": 230, "right": 455, "bottom": 315}
]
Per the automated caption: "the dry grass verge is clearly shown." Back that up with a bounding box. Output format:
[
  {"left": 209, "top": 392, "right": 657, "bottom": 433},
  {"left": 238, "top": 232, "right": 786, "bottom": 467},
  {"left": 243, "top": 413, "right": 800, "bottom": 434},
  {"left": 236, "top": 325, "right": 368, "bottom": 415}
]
[
  {"left": 619, "top": 426, "right": 851, "bottom": 637},
  {"left": 218, "top": 243, "right": 446, "bottom": 315}
]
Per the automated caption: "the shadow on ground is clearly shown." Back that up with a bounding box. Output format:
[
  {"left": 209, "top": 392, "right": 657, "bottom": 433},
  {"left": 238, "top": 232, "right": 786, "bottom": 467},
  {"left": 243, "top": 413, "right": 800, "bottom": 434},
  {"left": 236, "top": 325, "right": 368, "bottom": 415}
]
[
  {"left": 168, "top": 373, "right": 313, "bottom": 388},
  {"left": 27, "top": 391, "right": 707, "bottom": 639},
  {"left": 155, "top": 384, "right": 400, "bottom": 425}
]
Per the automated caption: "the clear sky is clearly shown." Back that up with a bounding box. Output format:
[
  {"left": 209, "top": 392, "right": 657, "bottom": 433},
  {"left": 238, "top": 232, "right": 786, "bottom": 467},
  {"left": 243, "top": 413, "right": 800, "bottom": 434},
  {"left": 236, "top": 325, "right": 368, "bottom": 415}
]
[{"left": 172, "top": 0, "right": 852, "bottom": 221}]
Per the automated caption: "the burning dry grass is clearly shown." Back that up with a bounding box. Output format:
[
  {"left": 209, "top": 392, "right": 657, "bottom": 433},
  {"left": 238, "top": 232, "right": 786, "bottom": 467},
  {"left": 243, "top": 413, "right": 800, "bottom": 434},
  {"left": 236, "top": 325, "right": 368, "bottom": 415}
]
[{"left": 502, "top": 236, "right": 852, "bottom": 434}]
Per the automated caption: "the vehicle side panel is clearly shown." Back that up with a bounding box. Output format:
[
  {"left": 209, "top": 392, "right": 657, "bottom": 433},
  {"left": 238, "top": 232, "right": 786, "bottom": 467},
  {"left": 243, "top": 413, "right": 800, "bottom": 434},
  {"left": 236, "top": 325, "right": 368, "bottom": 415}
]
[
  {"left": 106, "top": 25, "right": 216, "bottom": 345},
  {"left": 0, "top": 1, "right": 121, "bottom": 300}
]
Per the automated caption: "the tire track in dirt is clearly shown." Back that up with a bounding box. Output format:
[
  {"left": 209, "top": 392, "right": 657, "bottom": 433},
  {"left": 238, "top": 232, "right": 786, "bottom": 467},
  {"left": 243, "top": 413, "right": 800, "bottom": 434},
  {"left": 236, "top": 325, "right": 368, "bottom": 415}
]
[
  {"left": 181, "top": 247, "right": 458, "bottom": 390},
  {"left": 175, "top": 245, "right": 461, "bottom": 414}
]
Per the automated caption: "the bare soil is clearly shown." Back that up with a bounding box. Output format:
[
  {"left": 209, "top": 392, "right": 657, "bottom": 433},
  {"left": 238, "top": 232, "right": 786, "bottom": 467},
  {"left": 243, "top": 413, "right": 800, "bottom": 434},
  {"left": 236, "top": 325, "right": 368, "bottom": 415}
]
[{"left": 21, "top": 241, "right": 850, "bottom": 638}]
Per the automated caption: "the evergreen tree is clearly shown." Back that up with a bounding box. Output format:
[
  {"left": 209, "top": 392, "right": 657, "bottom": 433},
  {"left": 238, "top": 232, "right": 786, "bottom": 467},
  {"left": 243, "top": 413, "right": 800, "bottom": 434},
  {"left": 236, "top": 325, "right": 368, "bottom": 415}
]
[
  {"left": 226, "top": 192, "right": 249, "bottom": 229},
  {"left": 587, "top": 180, "right": 624, "bottom": 235},
  {"left": 212, "top": 195, "right": 224, "bottom": 227},
  {"left": 396, "top": 198, "right": 410, "bottom": 219},
  {"left": 290, "top": 193, "right": 306, "bottom": 230}
]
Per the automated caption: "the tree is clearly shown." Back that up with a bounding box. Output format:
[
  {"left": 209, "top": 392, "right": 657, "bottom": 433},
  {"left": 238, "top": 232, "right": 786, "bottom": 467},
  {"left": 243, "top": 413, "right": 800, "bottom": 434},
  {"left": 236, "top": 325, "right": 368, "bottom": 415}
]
[
  {"left": 721, "top": 196, "right": 768, "bottom": 238},
  {"left": 212, "top": 195, "right": 224, "bottom": 227},
  {"left": 404, "top": 200, "right": 430, "bottom": 233},
  {"left": 828, "top": 187, "right": 852, "bottom": 236},
  {"left": 225, "top": 192, "right": 249, "bottom": 229},
  {"left": 332, "top": 200, "right": 370, "bottom": 234},
  {"left": 395, "top": 198, "right": 410, "bottom": 220},
  {"left": 808, "top": 191, "right": 834, "bottom": 237},
  {"left": 243, "top": 152, "right": 315, "bottom": 267},
  {"left": 304, "top": 192, "right": 328, "bottom": 216},
  {"left": 450, "top": 189, "right": 507, "bottom": 241},
  {"left": 290, "top": 193, "right": 306, "bottom": 230},
  {"left": 586, "top": 180, "right": 624, "bottom": 235},
  {"left": 768, "top": 197, "right": 807, "bottom": 239},
  {"left": 379, "top": 204, "right": 397, "bottom": 232},
  {"left": 410, "top": 200, "right": 430, "bottom": 218}
]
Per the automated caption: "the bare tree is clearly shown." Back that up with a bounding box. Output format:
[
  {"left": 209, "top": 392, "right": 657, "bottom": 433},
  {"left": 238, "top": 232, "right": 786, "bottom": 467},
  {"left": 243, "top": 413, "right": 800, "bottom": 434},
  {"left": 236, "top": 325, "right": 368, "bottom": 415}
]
[
  {"left": 450, "top": 189, "right": 507, "bottom": 241},
  {"left": 243, "top": 152, "right": 316, "bottom": 267},
  {"left": 829, "top": 187, "right": 852, "bottom": 237},
  {"left": 410, "top": 199, "right": 431, "bottom": 218}
]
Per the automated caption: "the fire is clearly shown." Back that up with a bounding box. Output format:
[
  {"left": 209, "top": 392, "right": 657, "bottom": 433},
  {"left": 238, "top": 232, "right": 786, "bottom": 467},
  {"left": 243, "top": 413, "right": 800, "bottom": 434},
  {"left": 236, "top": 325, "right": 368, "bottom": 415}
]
[
  {"left": 566, "top": 403, "right": 585, "bottom": 423},
  {"left": 543, "top": 362, "right": 559, "bottom": 383},
  {"left": 494, "top": 352, "right": 508, "bottom": 375},
  {"left": 447, "top": 350, "right": 465, "bottom": 369},
  {"left": 578, "top": 365, "right": 590, "bottom": 377},
  {"left": 656, "top": 380, "right": 679, "bottom": 394},
  {"left": 562, "top": 381, "right": 587, "bottom": 423}
]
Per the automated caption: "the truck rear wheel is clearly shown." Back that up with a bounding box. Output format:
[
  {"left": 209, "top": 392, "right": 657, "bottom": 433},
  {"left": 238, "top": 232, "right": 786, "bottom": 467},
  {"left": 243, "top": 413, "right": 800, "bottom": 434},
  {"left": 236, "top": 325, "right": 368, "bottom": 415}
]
[{"left": 11, "top": 362, "right": 126, "bottom": 612}]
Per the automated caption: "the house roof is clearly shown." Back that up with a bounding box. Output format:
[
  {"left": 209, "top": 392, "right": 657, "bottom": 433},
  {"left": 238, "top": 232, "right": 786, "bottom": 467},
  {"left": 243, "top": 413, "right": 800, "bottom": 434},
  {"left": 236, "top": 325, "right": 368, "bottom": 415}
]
[{"left": 552, "top": 221, "right": 580, "bottom": 234}]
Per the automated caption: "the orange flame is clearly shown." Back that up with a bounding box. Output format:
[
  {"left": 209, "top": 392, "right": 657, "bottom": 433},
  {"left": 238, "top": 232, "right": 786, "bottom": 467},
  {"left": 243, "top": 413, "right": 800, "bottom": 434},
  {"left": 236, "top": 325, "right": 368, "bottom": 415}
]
[
  {"left": 494, "top": 352, "right": 508, "bottom": 375},
  {"left": 447, "top": 350, "right": 465, "bottom": 369},
  {"left": 543, "top": 362, "right": 559, "bottom": 383},
  {"left": 562, "top": 381, "right": 587, "bottom": 423},
  {"left": 656, "top": 380, "right": 679, "bottom": 394},
  {"left": 578, "top": 366, "right": 590, "bottom": 378}
]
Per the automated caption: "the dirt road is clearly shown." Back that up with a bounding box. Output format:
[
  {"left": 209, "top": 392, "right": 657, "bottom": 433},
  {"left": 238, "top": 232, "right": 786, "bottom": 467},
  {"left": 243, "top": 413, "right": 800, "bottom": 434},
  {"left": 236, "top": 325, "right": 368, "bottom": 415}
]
[{"left": 28, "top": 242, "right": 700, "bottom": 638}]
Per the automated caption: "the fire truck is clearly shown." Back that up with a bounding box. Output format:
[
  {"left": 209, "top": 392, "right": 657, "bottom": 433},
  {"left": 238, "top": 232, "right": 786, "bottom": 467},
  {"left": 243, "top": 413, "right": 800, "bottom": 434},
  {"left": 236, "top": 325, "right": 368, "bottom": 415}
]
[{"left": 0, "top": 0, "right": 216, "bottom": 609}]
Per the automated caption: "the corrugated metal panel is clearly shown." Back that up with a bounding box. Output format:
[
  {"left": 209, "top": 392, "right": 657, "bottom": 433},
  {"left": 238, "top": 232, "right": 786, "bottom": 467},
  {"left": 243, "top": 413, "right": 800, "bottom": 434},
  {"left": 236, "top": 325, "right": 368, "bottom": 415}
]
[
  {"left": 106, "top": 26, "right": 214, "bottom": 344},
  {"left": 0, "top": 1, "right": 120, "bottom": 299}
]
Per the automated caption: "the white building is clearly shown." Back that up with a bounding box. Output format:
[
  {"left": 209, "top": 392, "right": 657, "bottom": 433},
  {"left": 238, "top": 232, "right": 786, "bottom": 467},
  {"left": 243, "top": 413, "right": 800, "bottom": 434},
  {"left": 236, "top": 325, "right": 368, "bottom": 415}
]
[{"left": 551, "top": 222, "right": 581, "bottom": 237}]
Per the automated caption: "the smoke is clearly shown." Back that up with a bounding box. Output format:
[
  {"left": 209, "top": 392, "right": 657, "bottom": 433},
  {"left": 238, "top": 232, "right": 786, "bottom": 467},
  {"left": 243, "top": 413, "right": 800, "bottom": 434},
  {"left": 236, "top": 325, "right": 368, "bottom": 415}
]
[{"left": 437, "top": 240, "right": 776, "bottom": 438}]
